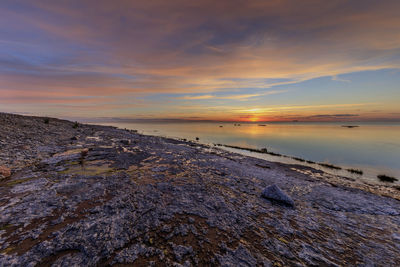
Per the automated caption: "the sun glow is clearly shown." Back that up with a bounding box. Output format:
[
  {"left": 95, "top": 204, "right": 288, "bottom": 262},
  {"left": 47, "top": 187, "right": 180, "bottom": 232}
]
[{"left": 249, "top": 116, "right": 259, "bottom": 122}]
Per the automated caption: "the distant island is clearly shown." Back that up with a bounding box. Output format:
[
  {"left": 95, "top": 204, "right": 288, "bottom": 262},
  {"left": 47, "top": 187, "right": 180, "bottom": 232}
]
[{"left": 0, "top": 113, "right": 399, "bottom": 266}]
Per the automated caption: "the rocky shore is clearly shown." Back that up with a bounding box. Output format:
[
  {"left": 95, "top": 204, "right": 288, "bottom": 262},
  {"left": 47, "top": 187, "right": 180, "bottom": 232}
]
[{"left": 0, "top": 112, "right": 399, "bottom": 266}]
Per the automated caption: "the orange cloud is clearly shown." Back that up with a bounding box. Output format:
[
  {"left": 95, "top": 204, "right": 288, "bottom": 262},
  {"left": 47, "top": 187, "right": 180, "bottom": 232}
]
[{"left": 1, "top": 0, "right": 400, "bottom": 119}]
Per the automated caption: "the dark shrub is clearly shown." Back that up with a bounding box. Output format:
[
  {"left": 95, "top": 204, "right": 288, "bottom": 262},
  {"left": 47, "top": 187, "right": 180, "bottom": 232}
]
[
  {"left": 347, "top": 169, "right": 363, "bottom": 175},
  {"left": 319, "top": 163, "right": 342, "bottom": 170},
  {"left": 377, "top": 174, "right": 398, "bottom": 183},
  {"left": 292, "top": 157, "right": 305, "bottom": 162}
]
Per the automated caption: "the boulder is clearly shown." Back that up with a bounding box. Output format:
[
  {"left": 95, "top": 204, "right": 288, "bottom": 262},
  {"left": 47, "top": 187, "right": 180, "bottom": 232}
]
[
  {"left": 261, "top": 184, "right": 294, "bottom": 207},
  {"left": 0, "top": 166, "right": 11, "bottom": 179}
]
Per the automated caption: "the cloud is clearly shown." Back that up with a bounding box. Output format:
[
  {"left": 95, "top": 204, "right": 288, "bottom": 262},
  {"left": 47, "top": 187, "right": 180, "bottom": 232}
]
[
  {"left": 1, "top": 0, "right": 400, "bottom": 118},
  {"left": 307, "top": 114, "right": 359, "bottom": 118},
  {"left": 176, "top": 95, "right": 215, "bottom": 100},
  {"left": 331, "top": 75, "right": 351, "bottom": 83},
  {"left": 174, "top": 90, "right": 287, "bottom": 100},
  {"left": 235, "top": 103, "right": 377, "bottom": 114}
]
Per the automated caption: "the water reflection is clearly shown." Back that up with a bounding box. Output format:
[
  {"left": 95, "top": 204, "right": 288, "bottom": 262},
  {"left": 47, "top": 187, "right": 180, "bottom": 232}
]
[{"left": 97, "top": 122, "right": 400, "bottom": 183}]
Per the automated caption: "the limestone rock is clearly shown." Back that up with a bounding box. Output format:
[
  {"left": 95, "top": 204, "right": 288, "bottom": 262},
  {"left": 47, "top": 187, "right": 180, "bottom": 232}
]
[{"left": 1, "top": 112, "right": 400, "bottom": 266}]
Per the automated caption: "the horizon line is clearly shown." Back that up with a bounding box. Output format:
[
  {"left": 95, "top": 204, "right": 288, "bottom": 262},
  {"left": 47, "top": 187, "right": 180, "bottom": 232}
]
[{"left": 2, "top": 111, "right": 400, "bottom": 124}]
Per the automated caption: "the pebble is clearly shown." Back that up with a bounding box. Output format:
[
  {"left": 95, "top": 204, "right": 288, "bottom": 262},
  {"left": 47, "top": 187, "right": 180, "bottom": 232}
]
[{"left": 0, "top": 165, "right": 11, "bottom": 179}]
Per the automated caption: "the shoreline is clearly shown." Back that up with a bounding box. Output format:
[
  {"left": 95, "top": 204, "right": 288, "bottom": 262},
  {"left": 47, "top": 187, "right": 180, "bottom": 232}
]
[
  {"left": 217, "top": 144, "right": 399, "bottom": 188},
  {"left": 97, "top": 120, "right": 400, "bottom": 185},
  {"left": 1, "top": 112, "right": 400, "bottom": 265},
  {"left": 123, "top": 133, "right": 400, "bottom": 200},
  {"left": 94, "top": 121, "right": 400, "bottom": 197}
]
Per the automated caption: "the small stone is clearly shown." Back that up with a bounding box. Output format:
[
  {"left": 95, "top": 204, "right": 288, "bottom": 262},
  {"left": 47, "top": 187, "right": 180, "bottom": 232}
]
[
  {"left": 81, "top": 148, "right": 89, "bottom": 157},
  {"left": 0, "top": 166, "right": 11, "bottom": 179},
  {"left": 261, "top": 184, "right": 294, "bottom": 207}
]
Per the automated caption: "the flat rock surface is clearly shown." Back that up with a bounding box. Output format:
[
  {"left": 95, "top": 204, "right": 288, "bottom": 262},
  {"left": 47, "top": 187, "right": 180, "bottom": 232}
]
[{"left": 0, "top": 112, "right": 399, "bottom": 266}]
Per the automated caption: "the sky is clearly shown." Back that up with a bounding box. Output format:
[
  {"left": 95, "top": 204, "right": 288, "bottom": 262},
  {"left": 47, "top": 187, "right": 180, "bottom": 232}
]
[{"left": 1, "top": 0, "right": 400, "bottom": 122}]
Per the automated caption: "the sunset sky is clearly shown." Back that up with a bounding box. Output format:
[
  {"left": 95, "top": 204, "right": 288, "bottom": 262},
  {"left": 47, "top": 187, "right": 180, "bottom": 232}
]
[{"left": 1, "top": 0, "right": 400, "bottom": 122}]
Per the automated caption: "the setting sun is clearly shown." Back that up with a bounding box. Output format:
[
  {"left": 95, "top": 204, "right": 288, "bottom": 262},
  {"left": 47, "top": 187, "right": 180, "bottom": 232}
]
[{"left": 249, "top": 116, "right": 259, "bottom": 122}]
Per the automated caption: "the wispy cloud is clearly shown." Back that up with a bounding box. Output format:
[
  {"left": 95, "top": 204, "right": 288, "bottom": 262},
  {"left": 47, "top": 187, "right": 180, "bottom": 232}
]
[
  {"left": 175, "top": 95, "right": 215, "bottom": 100},
  {"left": 307, "top": 114, "right": 359, "bottom": 118},
  {"left": 174, "top": 90, "right": 288, "bottom": 100},
  {"left": 331, "top": 75, "right": 351, "bottom": 82},
  {"left": 235, "top": 103, "right": 378, "bottom": 114},
  {"left": 1, "top": 0, "right": 400, "bottom": 119}
]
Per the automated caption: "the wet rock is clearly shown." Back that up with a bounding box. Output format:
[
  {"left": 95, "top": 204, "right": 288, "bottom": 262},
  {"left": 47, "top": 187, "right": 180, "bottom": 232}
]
[{"left": 261, "top": 184, "right": 295, "bottom": 207}]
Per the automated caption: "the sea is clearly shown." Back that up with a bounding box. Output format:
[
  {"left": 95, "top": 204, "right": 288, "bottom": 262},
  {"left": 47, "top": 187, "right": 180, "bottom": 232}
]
[{"left": 96, "top": 121, "right": 400, "bottom": 184}]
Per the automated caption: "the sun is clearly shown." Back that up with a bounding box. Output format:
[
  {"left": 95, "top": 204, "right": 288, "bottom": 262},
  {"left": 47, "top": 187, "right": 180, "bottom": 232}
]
[{"left": 249, "top": 116, "right": 259, "bottom": 122}]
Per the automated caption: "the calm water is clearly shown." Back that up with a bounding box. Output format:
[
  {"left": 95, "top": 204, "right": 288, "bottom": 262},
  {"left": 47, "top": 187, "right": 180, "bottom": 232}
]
[{"left": 97, "top": 121, "right": 400, "bottom": 184}]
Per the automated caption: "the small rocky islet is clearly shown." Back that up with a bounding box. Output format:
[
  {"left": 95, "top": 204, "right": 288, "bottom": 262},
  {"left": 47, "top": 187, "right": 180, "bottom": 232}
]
[{"left": 0, "top": 112, "right": 399, "bottom": 266}]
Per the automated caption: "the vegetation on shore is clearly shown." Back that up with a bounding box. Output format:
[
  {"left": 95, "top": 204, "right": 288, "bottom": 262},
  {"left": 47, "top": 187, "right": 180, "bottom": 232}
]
[
  {"left": 347, "top": 168, "right": 363, "bottom": 175},
  {"left": 377, "top": 174, "right": 398, "bottom": 183},
  {"left": 220, "top": 144, "right": 283, "bottom": 157},
  {"left": 218, "top": 144, "right": 376, "bottom": 176},
  {"left": 291, "top": 157, "right": 306, "bottom": 162},
  {"left": 318, "top": 163, "right": 342, "bottom": 170}
]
